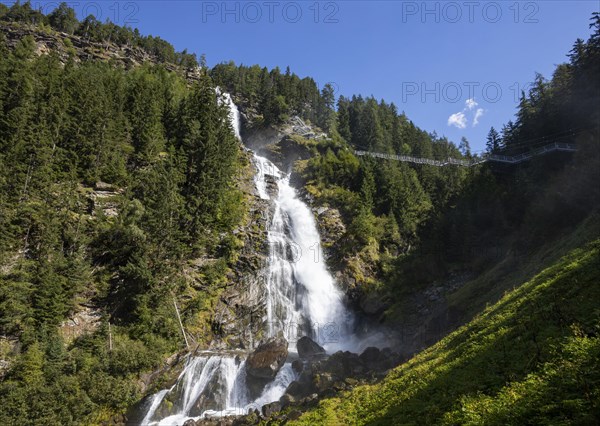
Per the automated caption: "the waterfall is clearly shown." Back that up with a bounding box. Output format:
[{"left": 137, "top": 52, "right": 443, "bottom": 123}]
[
  {"left": 140, "top": 93, "right": 357, "bottom": 425},
  {"left": 140, "top": 390, "right": 169, "bottom": 426},
  {"left": 255, "top": 154, "right": 353, "bottom": 349},
  {"left": 216, "top": 89, "right": 241, "bottom": 140},
  {"left": 222, "top": 92, "right": 241, "bottom": 140},
  {"left": 142, "top": 354, "right": 251, "bottom": 425}
]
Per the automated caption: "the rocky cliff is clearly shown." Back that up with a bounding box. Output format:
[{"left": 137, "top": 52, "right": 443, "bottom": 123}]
[{"left": 0, "top": 21, "right": 201, "bottom": 80}]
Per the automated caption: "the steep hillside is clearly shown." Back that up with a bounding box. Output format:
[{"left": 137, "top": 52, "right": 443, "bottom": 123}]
[
  {"left": 288, "top": 236, "right": 600, "bottom": 425},
  {"left": 0, "top": 19, "right": 264, "bottom": 425}
]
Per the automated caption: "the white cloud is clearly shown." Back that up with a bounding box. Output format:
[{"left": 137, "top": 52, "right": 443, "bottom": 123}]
[
  {"left": 473, "top": 108, "right": 485, "bottom": 127},
  {"left": 447, "top": 112, "right": 467, "bottom": 129},
  {"left": 448, "top": 99, "right": 484, "bottom": 129},
  {"left": 465, "top": 98, "right": 478, "bottom": 110}
]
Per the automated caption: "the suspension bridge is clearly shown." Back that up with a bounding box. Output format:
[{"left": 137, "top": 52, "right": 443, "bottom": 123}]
[{"left": 354, "top": 142, "right": 577, "bottom": 167}]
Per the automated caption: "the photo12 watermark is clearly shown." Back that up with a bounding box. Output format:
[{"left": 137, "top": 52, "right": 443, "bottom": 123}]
[
  {"left": 13, "top": 1, "right": 142, "bottom": 25},
  {"left": 200, "top": 1, "right": 340, "bottom": 24},
  {"left": 401, "top": 1, "right": 540, "bottom": 24},
  {"left": 267, "top": 240, "right": 323, "bottom": 264},
  {"left": 401, "top": 80, "right": 536, "bottom": 104}
]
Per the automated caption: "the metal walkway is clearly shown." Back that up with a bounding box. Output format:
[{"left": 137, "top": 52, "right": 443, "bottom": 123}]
[{"left": 354, "top": 142, "right": 577, "bottom": 167}]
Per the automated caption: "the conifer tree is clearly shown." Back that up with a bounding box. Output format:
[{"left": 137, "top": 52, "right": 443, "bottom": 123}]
[
  {"left": 48, "top": 2, "right": 79, "bottom": 34},
  {"left": 486, "top": 127, "right": 501, "bottom": 153},
  {"left": 337, "top": 96, "right": 352, "bottom": 142}
]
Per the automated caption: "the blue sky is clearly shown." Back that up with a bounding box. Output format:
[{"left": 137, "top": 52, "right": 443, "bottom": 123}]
[{"left": 18, "top": 1, "right": 600, "bottom": 152}]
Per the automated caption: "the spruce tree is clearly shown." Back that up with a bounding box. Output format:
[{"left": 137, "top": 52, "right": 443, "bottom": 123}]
[{"left": 486, "top": 127, "right": 501, "bottom": 153}]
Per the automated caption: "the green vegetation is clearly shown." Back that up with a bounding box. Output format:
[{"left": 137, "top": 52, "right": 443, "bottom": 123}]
[
  {"left": 0, "top": 21, "right": 245, "bottom": 423},
  {"left": 211, "top": 62, "right": 332, "bottom": 127},
  {"left": 290, "top": 239, "right": 600, "bottom": 425},
  {"left": 385, "top": 14, "right": 599, "bottom": 297},
  {"left": 295, "top": 110, "right": 466, "bottom": 296}
]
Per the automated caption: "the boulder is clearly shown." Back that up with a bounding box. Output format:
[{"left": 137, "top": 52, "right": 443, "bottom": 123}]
[
  {"left": 296, "top": 336, "right": 326, "bottom": 359},
  {"left": 291, "top": 359, "right": 304, "bottom": 374},
  {"left": 261, "top": 401, "right": 282, "bottom": 417},
  {"left": 323, "top": 351, "right": 364, "bottom": 378},
  {"left": 285, "top": 380, "right": 313, "bottom": 400},
  {"left": 94, "top": 181, "right": 115, "bottom": 191},
  {"left": 300, "top": 393, "right": 319, "bottom": 407},
  {"left": 359, "top": 346, "right": 381, "bottom": 370},
  {"left": 246, "top": 335, "right": 288, "bottom": 380},
  {"left": 279, "top": 393, "right": 294, "bottom": 408}
]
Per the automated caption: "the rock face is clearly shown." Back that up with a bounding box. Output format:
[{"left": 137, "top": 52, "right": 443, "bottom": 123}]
[
  {"left": 207, "top": 154, "right": 271, "bottom": 351},
  {"left": 314, "top": 207, "right": 346, "bottom": 250},
  {"left": 296, "top": 336, "right": 326, "bottom": 359},
  {"left": 0, "top": 22, "right": 201, "bottom": 81},
  {"left": 246, "top": 335, "right": 288, "bottom": 380},
  {"left": 58, "top": 306, "right": 102, "bottom": 344},
  {"left": 265, "top": 135, "right": 312, "bottom": 171},
  {"left": 264, "top": 174, "right": 279, "bottom": 199}
]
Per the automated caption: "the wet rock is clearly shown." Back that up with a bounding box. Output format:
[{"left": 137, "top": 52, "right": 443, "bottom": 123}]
[
  {"left": 324, "top": 351, "right": 364, "bottom": 378},
  {"left": 286, "top": 380, "right": 313, "bottom": 400},
  {"left": 296, "top": 336, "right": 326, "bottom": 359},
  {"left": 188, "top": 376, "right": 230, "bottom": 416},
  {"left": 246, "top": 335, "right": 288, "bottom": 380},
  {"left": 291, "top": 359, "right": 304, "bottom": 374},
  {"left": 279, "top": 393, "right": 294, "bottom": 408},
  {"left": 264, "top": 174, "right": 279, "bottom": 198},
  {"left": 261, "top": 400, "right": 281, "bottom": 417}
]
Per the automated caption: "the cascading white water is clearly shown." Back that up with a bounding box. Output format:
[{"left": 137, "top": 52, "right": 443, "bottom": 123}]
[
  {"left": 142, "top": 354, "right": 252, "bottom": 425},
  {"left": 140, "top": 93, "right": 358, "bottom": 425},
  {"left": 221, "top": 92, "right": 241, "bottom": 140},
  {"left": 140, "top": 390, "right": 169, "bottom": 426},
  {"left": 255, "top": 154, "right": 353, "bottom": 349}
]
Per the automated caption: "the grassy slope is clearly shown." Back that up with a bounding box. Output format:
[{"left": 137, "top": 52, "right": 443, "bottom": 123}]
[{"left": 289, "top": 237, "right": 600, "bottom": 425}]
